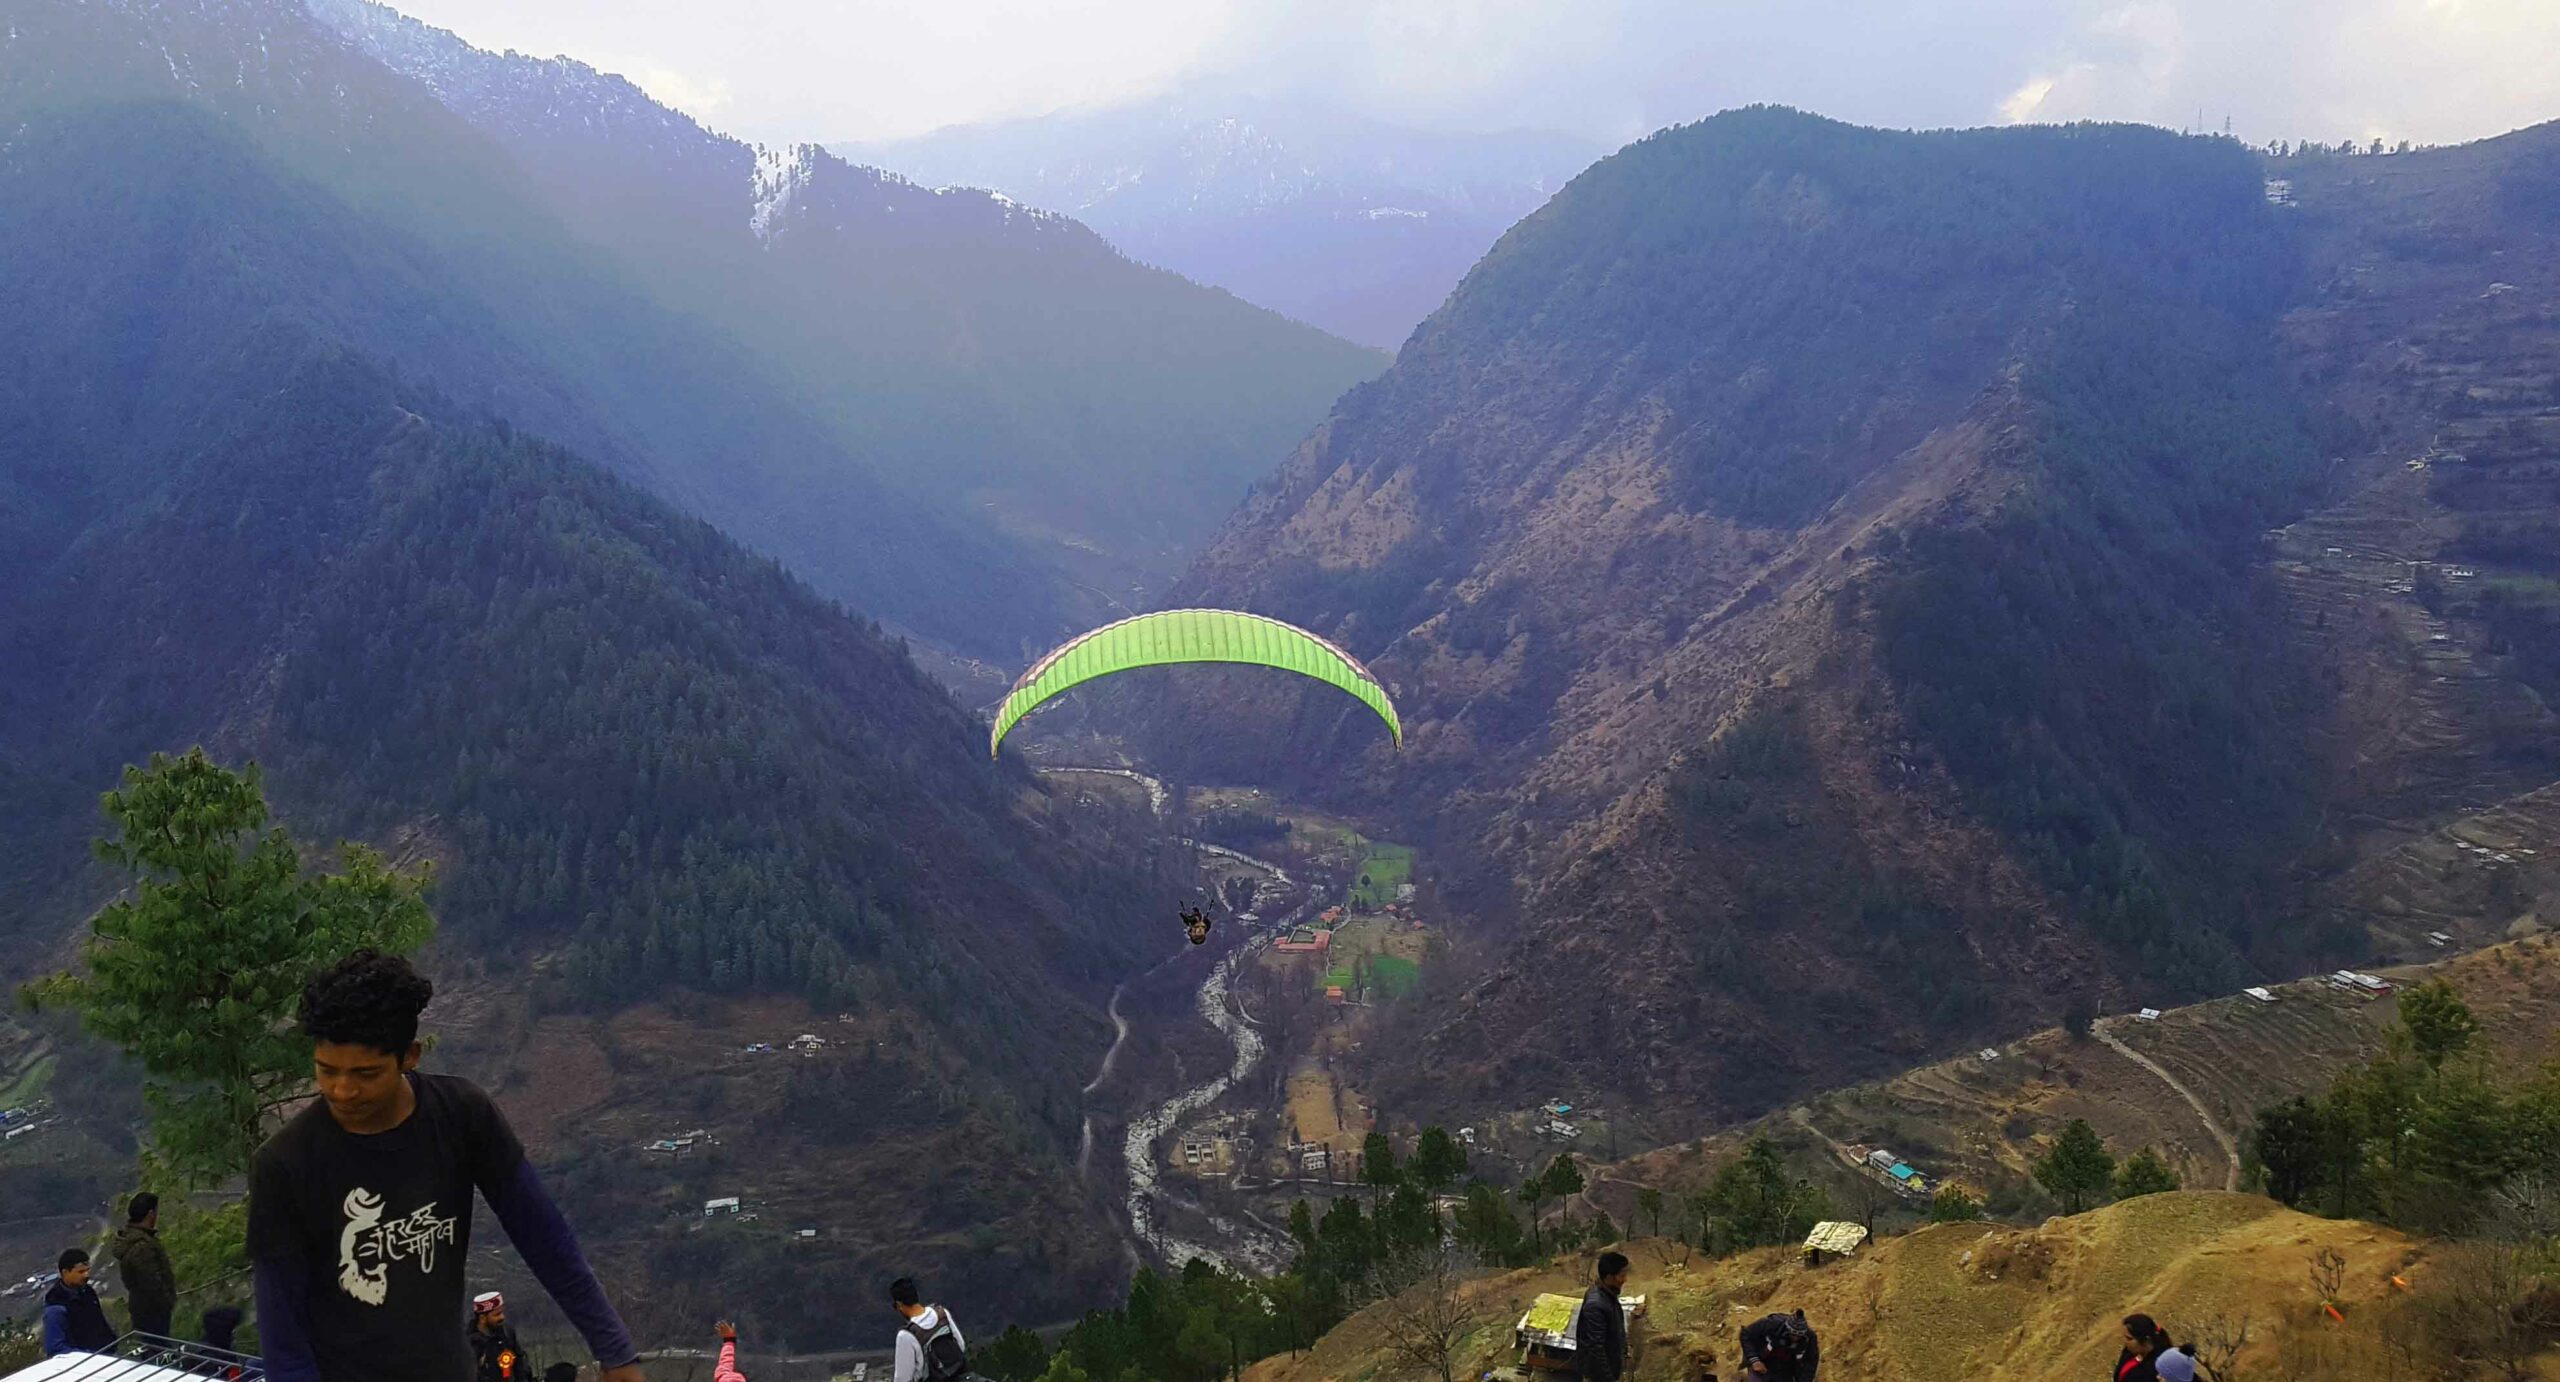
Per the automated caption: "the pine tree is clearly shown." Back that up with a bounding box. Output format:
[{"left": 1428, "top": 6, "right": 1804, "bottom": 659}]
[
  {"left": 23, "top": 750, "right": 434, "bottom": 1185},
  {"left": 2035, "top": 1119, "right": 2116, "bottom": 1214},
  {"left": 1409, "top": 1126, "right": 1468, "bottom": 1191},
  {"left": 2114, "top": 1147, "right": 2180, "bottom": 1198}
]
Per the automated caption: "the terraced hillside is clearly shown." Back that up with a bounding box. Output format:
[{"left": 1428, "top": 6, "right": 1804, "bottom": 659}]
[
  {"left": 2270, "top": 133, "right": 2560, "bottom": 892},
  {"left": 1248, "top": 1195, "right": 2441, "bottom": 1382},
  {"left": 1599, "top": 933, "right": 2560, "bottom": 1218}
]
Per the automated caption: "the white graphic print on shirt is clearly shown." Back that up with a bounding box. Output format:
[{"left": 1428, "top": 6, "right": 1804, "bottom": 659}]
[{"left": 335, "top": 1187, "right": 458, "bottom": 1306}]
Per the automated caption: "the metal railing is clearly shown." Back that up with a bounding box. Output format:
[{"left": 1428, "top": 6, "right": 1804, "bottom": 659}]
[{"left": 36, "top": 1333, "right": 264, "bottom": 1379}]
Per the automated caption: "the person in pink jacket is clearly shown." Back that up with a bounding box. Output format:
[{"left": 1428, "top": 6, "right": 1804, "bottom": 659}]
[{"left": 714, "top": 1320, "right": 747, "bottom": 1382}]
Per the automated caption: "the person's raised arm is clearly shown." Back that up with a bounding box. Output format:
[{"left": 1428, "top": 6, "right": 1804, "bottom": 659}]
[
  {"left": 484, "top": 1158, "right": 641, "bottom": 1377},
  {"left": 713, "top": 1321, "right": 745, "bottom": 1382}
]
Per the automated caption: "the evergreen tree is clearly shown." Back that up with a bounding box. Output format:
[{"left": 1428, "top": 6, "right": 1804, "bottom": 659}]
[
  {"left": 2034, "top": 1119, "right": 2116, "bottom": 1214},
  {"left": 1636, "top": 1187, "right": 1664, "bottom": 1238},
  {"left": 2248, "top": 1097, "right": 2330, "bottom": 1207},
  {"left": 23, "top": 750, "right": 434, "bottom": 1185},
  {"left": 1516, "top": 1178, "right": 1548, "bottom": 1257},
  {"left": 1363, "top": 1130, "right": 1402, "bottom": 1188},
  {"left": 2113, "top": 1147, "right": 2180, "bottom": 1198},
  {"left": 2397, "top": 980, "right": 2481, "bottom": 1070},
  {"left": 1409, "top": 1127, "right": 1468, "bottom": 1191},
  {"left": 975, "top": 1325, "right": 1051, "bottom": 1382},
  {"left": 1695, "top": 1138, "right": 1826, "bottom": 1253},
  {"left": 1541, "top": 1154, "right": 1587, "bottom": 1234},
  {"left": 1452, "top": 1183, "right": 1528, "bottom": 1265},
  {"left": 1927, "top": 1186, "right": 1983, "bottom": 1222}
]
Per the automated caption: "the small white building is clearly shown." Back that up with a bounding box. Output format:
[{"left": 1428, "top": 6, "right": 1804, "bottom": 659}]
[
  {"left": 705, "top": 1197, "right": 741, "bottom": 1217},
  {"left": 2136, "top": 1008, "right": 2162, "bottom": 1022},
  {"left": 1979, "top": 1048, "right": 2000, "bottom": 1062},
  {"left": 2244, "top": 987, "right": 2277, "bottom": 1004},
  {"left": 1866, "top": 1149, "right": 1899, "bottom": 1172}
]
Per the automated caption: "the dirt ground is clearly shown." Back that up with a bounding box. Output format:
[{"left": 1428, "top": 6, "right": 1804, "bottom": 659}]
[{"left": 1289, "top": 1066, "right": 1369, "bottom": 1154}]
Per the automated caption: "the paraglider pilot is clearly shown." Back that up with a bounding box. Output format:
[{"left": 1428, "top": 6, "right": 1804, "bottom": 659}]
[{"left": 1182, "top": 907, "right": 1214, "bottom": 946}]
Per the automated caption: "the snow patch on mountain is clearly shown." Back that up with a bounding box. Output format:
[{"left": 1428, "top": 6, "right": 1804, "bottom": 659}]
[{"left": 750, "top": 142, "right": 811, "bottom": 241}]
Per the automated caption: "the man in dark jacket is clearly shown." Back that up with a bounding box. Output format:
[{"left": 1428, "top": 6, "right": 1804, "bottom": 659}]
[
  {"left": 43, "top": 1249, "right": 118, "bottom": 1354},
  {"left": 1573, "top": 1251, "right": 1632, "bottom": 1381},
  {"left": 113, "top": 1192, "right": 179, "bottom": 1337},
  {"left": 1738, "top": 1310, "right": 1819, "bottom": 1380}
]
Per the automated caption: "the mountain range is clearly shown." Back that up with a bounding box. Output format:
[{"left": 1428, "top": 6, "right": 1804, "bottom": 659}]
[
  {"left": 0, "top": 0, "right": 1281, "bottom": 1339},
  {"left": 299, "top": 0, "right": 1387, "bottom": 625},
  {"left": 847, "top": 98, "right": 1603, "bottom": 350},
  {"left": 1139, "top": 107, "right": 2560, "bottom": 1130}
]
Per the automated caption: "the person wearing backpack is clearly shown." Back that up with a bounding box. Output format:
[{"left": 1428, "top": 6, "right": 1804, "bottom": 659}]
[{"left": 890, "top": 1277, "right": 972, "bottom": 1382}]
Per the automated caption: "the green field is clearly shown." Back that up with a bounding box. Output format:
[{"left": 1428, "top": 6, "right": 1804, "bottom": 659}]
[
  {"left": 1368, "top": 955, "right": 1420, "bottom": 999},
  {"left": 0, "top": 1055, "right": 56, "bottom": 1109},
  {"left": 1349, "top": 842, "right": 1416, "bottom": 909}
]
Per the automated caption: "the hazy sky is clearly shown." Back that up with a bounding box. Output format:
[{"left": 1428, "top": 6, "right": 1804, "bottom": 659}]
[{"left": 383, "top": 0, "right": 2560, "bottom": 148}]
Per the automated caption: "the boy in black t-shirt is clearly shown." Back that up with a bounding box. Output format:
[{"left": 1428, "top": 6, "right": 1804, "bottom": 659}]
[{"left": 248, "top": 951, "right": 644, "bottom": 1382}]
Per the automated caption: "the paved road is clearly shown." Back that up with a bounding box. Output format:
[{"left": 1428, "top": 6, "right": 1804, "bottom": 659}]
[{"left": 2092, "top": 1017, "right": 2243, "bottom": 1191}]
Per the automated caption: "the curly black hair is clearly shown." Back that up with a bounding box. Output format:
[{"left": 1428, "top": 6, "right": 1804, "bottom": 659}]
[{"left": 300, "top": 948, "right": 434, "bottom": 1055}]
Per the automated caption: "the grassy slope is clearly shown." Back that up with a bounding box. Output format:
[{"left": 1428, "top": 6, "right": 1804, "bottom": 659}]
[
  {"left": 1249, "top": 1195, "right": 2434, "bottom": 1382},
  {"left": 1598, "top": 933, "right": 2560, "bottom": 1225}
]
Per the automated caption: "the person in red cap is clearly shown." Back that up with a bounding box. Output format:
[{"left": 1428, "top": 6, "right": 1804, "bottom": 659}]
[{"left": 471, "top": 1290, "right": 528, "bottom": 1381}]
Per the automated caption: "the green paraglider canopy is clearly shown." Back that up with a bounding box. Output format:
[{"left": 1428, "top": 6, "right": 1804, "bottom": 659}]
[{"left": 990, "top": 608, "right": 1402, "bottom": 758}]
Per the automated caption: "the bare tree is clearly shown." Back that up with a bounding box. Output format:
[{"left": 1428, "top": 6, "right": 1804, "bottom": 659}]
[
  {"left": 2187, "top": 1310, "right": 2254, "bottom": 1382},
  {"left": 2417, "top": 1240, "right": 2560, "bottom": 1382},
  {"left": 1365, "top": 1241, "right": 1487, "bottom": 1382},
  {"left": 2308, "top": 1247, "right": 2348, "bottom": 1309},
  {"left": 2489, "top": 1173, "right": 2560, "bottom": 1244}
]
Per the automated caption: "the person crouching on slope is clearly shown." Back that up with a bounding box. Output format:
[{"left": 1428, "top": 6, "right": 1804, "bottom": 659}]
[
  {"left": 890, "top": 1277, "right": 973, "bottom": 1382},
  {"left": 248, "top": 949, "right": 645, "bottom": 1382},
  {"left": 1738, "top": 1308, "right": 1819, "bottom": 1380}
]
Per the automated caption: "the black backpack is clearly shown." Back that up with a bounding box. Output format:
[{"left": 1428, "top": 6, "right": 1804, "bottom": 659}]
[{"left": 904, "top": 1309, "right": 972, "bottom": 1381}]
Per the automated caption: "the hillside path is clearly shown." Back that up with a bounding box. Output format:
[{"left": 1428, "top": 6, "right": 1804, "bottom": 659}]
[{"left": 2091, "top": 1017, "right": 2242, "bottom": 1191}]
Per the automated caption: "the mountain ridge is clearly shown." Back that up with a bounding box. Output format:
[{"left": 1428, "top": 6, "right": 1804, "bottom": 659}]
[
  {"left": 1137, "top": 107, "right": 2560, "bottom": 1131},
  {"left": 848, "top": 97, "right": 1603, "bottom": 348},
  {"left": 303, "top": 0, "right": 1387, "bottom": 613}
]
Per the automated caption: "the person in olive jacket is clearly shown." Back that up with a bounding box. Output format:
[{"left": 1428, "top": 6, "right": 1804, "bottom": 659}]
[{"left": 112, "top": 1192, "right": 180, "bottom": 1338}]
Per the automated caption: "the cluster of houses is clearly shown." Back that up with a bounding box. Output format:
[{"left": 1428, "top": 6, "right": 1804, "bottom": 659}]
[
  {"left": 0, "top": 1104, "right": 47, "bottom": 1145},
  {"left": 739, "top": 1033, "right": 831, "bottom": 1057},
  {"left": 1540, "top": 1100, "right": 1584, "bottom": 1141},
  {"left": 2453, "top": 838, "right": 2524, "bottom": 865},
  {"left": 643, "top": 1127, "right": 714, "bottom": 1156}
]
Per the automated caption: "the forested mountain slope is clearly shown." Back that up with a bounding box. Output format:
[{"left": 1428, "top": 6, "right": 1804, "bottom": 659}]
[
  {"left": 0, "top": 96, "right": 1173, "bottom": 1337},
  {"left": 1143, "top": 109, "right": 2560, "bottom": 1125},
  {"left": 304, "top": 0, "right": 1386, "bottom": 601}
]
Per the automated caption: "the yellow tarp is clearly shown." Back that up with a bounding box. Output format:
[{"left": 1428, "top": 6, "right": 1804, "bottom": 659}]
[
  {"left": 1805, "top": 1220, "right": 1871, "bottom": 1254},
  {"left": 1521, "top": 1293, "right": 1580, "bottom": 1337}
]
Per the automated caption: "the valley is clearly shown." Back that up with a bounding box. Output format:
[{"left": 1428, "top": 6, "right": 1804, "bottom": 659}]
[{"left": 2, "top": 0, "right": 2558, "bottom": 1372}]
